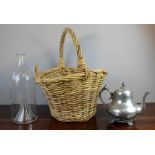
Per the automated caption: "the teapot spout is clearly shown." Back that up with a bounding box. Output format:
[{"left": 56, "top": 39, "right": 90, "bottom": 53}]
[{"left": 137, "top": 91, "right": 150, "bottom": 113}]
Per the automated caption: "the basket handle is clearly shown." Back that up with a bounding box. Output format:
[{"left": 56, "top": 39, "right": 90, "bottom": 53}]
[
  {"left": 58, "top": 28, "right": 87, "bottom": 70},
  {"left": 35, "top": 28, "right": 89, "bottom": 83}
]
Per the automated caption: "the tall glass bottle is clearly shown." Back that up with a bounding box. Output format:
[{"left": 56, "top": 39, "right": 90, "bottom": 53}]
[{"left": 10, "top": 54, "right": 38, "bottom": 124}]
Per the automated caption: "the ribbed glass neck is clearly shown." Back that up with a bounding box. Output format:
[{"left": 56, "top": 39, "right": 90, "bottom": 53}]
[{"left": 17, "top": 54, "right": 25, "bottom": 66}]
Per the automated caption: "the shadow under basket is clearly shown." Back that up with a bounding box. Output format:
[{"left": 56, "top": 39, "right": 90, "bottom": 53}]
[{"left": 35, "top": 28, "right": 107, "bottom": 122}]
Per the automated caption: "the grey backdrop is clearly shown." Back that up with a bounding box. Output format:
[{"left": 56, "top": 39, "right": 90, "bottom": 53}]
[{"left": 0, "top": 24, "right": 154, "bottom": 105}]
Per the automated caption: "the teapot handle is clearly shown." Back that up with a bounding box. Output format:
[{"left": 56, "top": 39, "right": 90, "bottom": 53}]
[{"left": 99, "top": 85, "right": 113, "bottom": 104}]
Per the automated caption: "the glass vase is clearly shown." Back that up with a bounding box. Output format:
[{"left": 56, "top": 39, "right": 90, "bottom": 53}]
[{"left": 10, "top": 54, "right": 38, "bottom": 124}]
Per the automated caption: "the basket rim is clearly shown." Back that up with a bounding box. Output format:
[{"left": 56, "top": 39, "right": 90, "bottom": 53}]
[
  {"left": 41, "top": 67, "right": 107, "bottom": 75},
  {"left": 37, "top": 67, "right": 107, "bottom": 83}
]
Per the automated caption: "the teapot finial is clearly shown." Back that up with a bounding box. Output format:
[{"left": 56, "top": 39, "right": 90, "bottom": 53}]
[{"left": 121, "top": 82, "right": 125, "bottom": 89}]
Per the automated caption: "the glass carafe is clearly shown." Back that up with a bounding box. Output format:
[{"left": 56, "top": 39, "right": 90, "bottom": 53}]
[{"left": 10, "top": 54, "right": 38, "bottom": 124}]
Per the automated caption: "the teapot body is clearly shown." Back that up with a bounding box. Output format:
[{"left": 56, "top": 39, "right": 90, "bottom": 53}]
[{"left": 107, "top": 89, "right": 138, "bottom": 120}]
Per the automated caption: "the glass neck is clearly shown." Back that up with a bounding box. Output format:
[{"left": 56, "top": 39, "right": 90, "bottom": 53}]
[{"left": 17, "top": 54, "right": 25, "bottom": 66}]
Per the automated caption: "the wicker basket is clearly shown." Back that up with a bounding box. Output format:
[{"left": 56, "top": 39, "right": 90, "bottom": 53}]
[{"left": 35, "top": 28, "right": 107, "bottom": 122}]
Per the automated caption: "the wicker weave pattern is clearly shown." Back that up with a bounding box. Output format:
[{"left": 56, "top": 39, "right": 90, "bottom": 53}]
[{"left": 35, "top": 28, "right": 107, "bottom": 122}]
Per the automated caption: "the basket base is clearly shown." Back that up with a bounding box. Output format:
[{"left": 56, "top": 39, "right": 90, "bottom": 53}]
[{"left": 51, "top": 112, "right": 96, "bottom": 122}]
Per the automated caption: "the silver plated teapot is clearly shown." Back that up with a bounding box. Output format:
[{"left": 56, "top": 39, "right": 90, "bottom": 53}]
[{"left": 99, "top": 82, "right": 150, "bottom": 126}]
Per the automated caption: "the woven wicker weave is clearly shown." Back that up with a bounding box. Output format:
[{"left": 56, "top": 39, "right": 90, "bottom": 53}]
[{"left": 35, "top": 28, "right": 107, "bottom": 122}]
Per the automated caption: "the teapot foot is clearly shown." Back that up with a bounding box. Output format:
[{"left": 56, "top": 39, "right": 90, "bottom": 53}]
[
  {"left": 111, "top": 117, "right": 134, "bottom": 126},
  {"left": 127, "top": 120, "right": 134, "bottom": 126}
]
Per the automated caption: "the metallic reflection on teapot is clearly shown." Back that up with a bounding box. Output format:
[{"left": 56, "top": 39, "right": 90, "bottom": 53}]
[{"left": 99, "top": 82, "right": 150, "bottom": 126}]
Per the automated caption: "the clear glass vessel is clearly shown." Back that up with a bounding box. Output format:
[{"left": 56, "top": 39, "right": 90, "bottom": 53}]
[{"left": 10, "top": 54, "right": 38, "bottom": 124}]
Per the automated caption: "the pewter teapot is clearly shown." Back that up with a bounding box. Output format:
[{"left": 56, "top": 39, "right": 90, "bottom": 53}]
[{"left": 99, "top": 82, "right": 150, "bottom": 126}]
